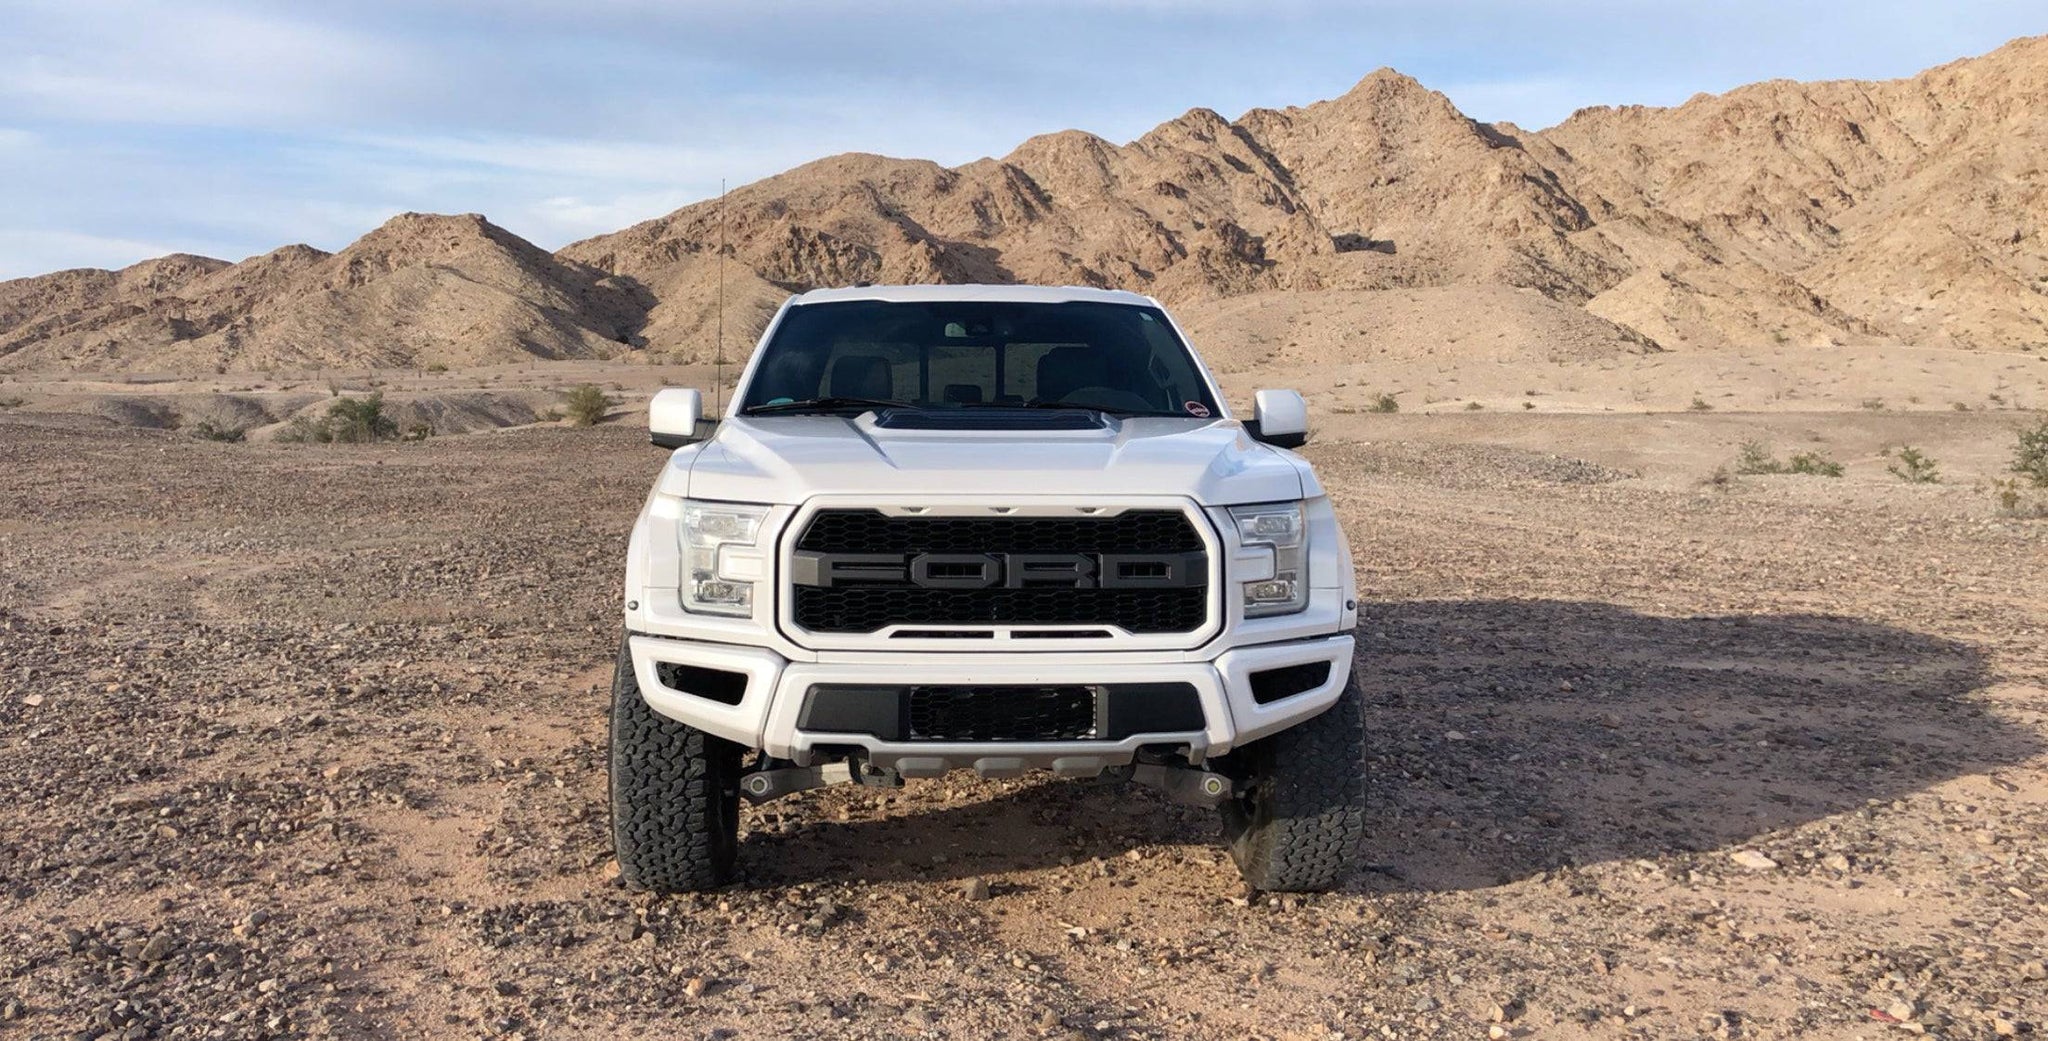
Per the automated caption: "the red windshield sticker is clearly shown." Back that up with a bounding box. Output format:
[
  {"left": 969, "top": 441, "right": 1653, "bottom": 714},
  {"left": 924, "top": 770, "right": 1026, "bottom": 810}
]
[{"left": 1184, "top": 401, "right": 1211, "bottom": 418}]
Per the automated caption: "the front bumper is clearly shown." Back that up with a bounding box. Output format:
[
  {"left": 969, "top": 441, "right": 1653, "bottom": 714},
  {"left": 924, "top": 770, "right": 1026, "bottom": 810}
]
[{"left": 627, "top": 633, "right": 1355, "bottom": 777}]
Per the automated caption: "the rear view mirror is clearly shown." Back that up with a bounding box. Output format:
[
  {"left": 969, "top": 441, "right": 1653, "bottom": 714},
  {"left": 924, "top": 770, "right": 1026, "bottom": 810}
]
[
  {"left": 649, "top": 388, "right": 705, "bottom": 448},
  {"left": 1246, "top": 389, "right": 1308, "bottom": 449}
]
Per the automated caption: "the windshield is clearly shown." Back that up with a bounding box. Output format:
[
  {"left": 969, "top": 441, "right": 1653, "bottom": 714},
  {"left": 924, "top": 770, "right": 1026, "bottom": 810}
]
[{"left": 737, "top": 300, "right": 1220, "bottom": 417}]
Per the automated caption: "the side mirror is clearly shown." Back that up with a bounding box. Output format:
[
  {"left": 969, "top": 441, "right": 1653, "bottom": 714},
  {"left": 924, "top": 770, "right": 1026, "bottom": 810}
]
[
  {"left": 1246, "top": 389, "right": 1308, "bottom": 449},
  {"left": 649, "top": 388, "right": 706, "bottom": 448}
]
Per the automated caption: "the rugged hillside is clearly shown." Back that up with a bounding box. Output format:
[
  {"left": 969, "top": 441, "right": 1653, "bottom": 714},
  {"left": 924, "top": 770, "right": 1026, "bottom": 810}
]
[
  {"left": 1, "top": 214, "right": 648, "bottom": 371},
  {"left": 1530, "top": 34, "right": 2048, "bottom": 350},
  {"left": 563, "top": 36, "right": 2047, "bottom": 360},
  {"left": 2, "top": 36, "right": 2043, "bottom": 372}
]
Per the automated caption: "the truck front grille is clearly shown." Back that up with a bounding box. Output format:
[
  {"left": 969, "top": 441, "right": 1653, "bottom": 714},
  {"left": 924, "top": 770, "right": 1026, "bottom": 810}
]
[{"left": 788, "top": 509, "right": 1210, "bottom": 636}]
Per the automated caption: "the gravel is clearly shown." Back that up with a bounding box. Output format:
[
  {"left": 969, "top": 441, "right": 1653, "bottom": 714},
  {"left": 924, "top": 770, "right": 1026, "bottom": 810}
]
[{"left": 1, "top": 418, "right": 2043, "bottom": 1039}]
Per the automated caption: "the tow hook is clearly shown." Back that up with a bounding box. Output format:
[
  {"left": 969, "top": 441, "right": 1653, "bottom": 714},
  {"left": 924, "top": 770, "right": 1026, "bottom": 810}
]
[
  {"left": 1130, "top": 763, "right": 1237, "bottom": 808},
  {"left": 739, "top": 760, "right": 901, "bottom": 804}
]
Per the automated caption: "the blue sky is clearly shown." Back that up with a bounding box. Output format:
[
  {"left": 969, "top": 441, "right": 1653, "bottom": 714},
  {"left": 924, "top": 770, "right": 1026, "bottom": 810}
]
[{"left": 0, "top": 0, "right": 2039, "bottom": 279}]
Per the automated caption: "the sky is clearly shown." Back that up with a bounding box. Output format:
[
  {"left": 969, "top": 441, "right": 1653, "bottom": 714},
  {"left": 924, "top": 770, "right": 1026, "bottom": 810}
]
[{"left": 0, "top": 0, "right": 2040, "bottom": 279}]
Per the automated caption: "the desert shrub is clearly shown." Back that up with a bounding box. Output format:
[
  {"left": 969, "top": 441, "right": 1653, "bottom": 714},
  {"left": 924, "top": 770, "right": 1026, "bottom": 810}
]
[
  {"left": 2012, "top": 418, "right": 2048, "bottom": 487},
  {"left": 1522, "top": 401, "right": 1536, "bottom": 410},
  {"left": 1368, "top": 393, "right": 1399, "bottom": 414},
  {"left": 1734, "top": 440, "right": 1782, "bottom": 475},
  {"left": 1860, "top": 398, "right": 1886, "bottom": 411},
  {"left": 279, "top": 393, "right": 397, "bottom": 444},
  {"left": 274, "top": 415, "right": 330, "bottom": 444},
  {"left": 424, "top": 363, "right": 449, "bottom": 374},
  {"left": 0, "top": 396, "right": 24, "bottom": 409},
  {"left": 1688, "top": 395, "right": 1713, "bottom": 412},
  {"left": 1952, "top": 402, "right": 1971, "bottom": 411},
  {"left": 562, "top": 384, "right": 615, "bottom": 426},
  {"left": 1990, "top": 479, "right": 2048, "bottom": 519},
  {"left": 1464, "top": 401, "right": 1484, "bottom": 411},
  {"left": 1885, "top": 445, "right": 1940, "bottom": 484},
  {"left": 326, "top": 393, "right": 397, "bottom": 443},
  {"left": 1700, "top": 466, "right": 1733, "bottom": 490},
  {"left": 188, "top": 420, "right": 246, "bottom": 443},
  {"left": 1735, "top": 441, "right": 1842, "bottom": 477},
  {"left": 402, "top": 422, "right": 432, "bottom": 442},
  {"left": 1786, "top": 450, "right": 1844, "bottom": 477}
]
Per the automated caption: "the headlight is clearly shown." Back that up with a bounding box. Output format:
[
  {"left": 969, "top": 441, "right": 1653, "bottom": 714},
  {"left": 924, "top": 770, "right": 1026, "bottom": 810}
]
[
  {"left": 1229, "top": 501, "right": 1308, "bottom": 617},
  {"left": 680, "top": 500, "right": 770, "bottom": 616}
]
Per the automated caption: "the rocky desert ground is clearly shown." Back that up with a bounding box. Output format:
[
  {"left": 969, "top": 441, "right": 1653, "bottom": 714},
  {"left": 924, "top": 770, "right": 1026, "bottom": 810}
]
[{"left": 2, "top": 348, "right": 2045, "bottom": 1041}]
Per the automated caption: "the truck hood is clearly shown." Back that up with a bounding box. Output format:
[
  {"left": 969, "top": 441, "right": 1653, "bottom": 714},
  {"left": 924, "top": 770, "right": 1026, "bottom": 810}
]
[{"left": 668, "top": 413, "right": 1309, "bottom": 505}]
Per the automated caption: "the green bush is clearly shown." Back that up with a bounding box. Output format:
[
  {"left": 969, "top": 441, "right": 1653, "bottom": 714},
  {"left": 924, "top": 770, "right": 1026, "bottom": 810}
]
[
  {"left": 326, "top": 392, "right": 397, "bottom": 443},
  {"left": 1990, "top": 478, "right": 2048, "bottom": 519},
  {"left": 274, "top": 416, "right": 329, "bottom": 444},
  {"left": 1734, "top": 441, "right": 1842, "bottom": 477},
  {"left": 1786, "top": 450, "right": 1844, "bottom": 477},
  {"left": 277, "top": 392, "right": 397, "bottom": 444},
  {"left": 1885, "top": 445, "right": 1940, "bottom": 484},
  {"left": 1368, "top": 393, "right": 1399, "bottom": 414},
  {"left": 1688, "top": 395, "right": 1713, "bottom": 412},
  {"left": 1734, "top": 440, "right": 1781, "bottom": 475},
  {"left": 2013, "top": 418, "right": 2048, "bottom": 488},
  {"left": 188, "top": 420, "right": 246, "bottom": 443},
  {"left": 562, "top": 384, "right": 615, "bottom": 426}
]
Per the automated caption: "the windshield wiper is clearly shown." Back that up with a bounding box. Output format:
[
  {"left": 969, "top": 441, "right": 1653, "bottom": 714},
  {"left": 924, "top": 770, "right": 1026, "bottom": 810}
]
[{"left": 742, "top": 396, "right": 915, "bottom": 416}]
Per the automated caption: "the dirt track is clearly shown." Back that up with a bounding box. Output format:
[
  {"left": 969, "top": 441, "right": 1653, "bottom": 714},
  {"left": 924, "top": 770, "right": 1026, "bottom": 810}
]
[{"left": 2, "top": 413, "right": 2044, "bottom": 1040}]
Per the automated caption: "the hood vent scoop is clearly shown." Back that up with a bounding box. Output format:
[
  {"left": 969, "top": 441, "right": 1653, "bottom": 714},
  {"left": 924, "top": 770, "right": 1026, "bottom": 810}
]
[{"left": 872, "top": 408, "right": 1107, "bottom": 432}]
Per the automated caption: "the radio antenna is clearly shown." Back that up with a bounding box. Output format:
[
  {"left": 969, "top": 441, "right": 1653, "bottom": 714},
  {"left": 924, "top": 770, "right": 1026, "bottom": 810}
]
[{"left": 714, "top": 178, "right": 727, "bottom": 419}]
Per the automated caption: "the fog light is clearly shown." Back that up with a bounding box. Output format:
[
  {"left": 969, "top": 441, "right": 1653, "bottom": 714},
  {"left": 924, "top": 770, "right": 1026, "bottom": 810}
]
[
  {"left": 692, "top": 579, "right": 752, "bottom": 610},
  {"left": 1245, "top": 578, "right": 1296, "bottom": 603}
]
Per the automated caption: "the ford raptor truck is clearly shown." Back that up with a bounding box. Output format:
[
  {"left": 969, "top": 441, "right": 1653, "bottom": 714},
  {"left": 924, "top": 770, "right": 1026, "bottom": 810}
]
[{"left": 611, "top": 284, "right": 1365, "bottom": 892}]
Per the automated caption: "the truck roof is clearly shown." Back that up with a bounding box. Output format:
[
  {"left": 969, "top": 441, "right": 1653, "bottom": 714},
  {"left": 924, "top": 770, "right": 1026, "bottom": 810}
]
[{"left": 788, "top": 284, "right": 1159, "bottom": 307}]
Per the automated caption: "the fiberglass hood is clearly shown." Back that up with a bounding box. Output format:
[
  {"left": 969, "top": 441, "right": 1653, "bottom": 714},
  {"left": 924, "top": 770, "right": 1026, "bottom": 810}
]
[{"left": 668, "top": 413, "right": 1312, "bottom": 506}]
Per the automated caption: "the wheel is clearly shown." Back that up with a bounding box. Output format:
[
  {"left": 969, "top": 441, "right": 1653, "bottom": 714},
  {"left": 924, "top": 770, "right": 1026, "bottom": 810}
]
[
  {"left": 608, "top": 638, "right": 744, "bottom": 891},
  {"left": 1218, "top": 671, "right": 1370, "bottom": 892}
]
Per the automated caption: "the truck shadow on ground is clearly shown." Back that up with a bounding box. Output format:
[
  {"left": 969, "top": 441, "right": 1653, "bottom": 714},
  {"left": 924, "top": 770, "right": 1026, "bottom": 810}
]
[{"left": 746, "top": 599, "right": 2029, "bottom": 891}]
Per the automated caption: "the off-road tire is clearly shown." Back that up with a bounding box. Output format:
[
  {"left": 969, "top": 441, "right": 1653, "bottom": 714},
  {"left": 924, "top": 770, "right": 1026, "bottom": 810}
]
[
  {"left": 608, "top": 638, "right": 744, "bottom": 892},
  {"left": 1219, "top": 671, "right": 1369, "bottom": 892}
]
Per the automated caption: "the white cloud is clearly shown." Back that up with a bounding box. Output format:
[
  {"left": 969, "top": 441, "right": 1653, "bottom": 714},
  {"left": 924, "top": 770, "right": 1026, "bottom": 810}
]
[
  {"left": 0, "top": 0, "right": 407, "bottom": 126},
  {"left": 0, "top": 228, "right": 192, "bottom": 278}
]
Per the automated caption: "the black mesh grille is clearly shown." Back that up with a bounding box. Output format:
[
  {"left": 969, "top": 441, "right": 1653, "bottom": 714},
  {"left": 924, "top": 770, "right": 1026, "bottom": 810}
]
[
  {"left": 906, "top": 685, "right": 1097, "bottom": 741},
  {"left": 792, "top": 510, "right": 1209, "bottom": 635}
]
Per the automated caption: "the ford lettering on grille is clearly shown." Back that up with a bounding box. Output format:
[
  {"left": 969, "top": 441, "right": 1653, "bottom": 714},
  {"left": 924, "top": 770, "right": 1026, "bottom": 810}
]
[{"left": 791, "top": 550, "right": 1206, "bottom": 590}]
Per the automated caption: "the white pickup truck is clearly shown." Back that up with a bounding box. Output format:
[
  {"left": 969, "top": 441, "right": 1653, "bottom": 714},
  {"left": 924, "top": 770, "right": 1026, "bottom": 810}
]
[{"left": 612, "top": 284, "right": 1365, "bottom": 892}]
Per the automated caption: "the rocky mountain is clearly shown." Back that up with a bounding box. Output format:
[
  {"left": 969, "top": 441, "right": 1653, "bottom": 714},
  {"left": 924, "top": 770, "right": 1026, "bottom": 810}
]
[
  {"left": 0, "top": 214, "right": 647, "bottom": 371},
  {"left": 3, "top": 36, "right": 2042, "bottom": 372}
]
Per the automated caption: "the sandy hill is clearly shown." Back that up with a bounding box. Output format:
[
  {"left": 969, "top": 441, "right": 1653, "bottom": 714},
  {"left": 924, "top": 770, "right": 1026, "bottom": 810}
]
[{"left": 2, "top": 36, "right": 2043, "bottom": 372}]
